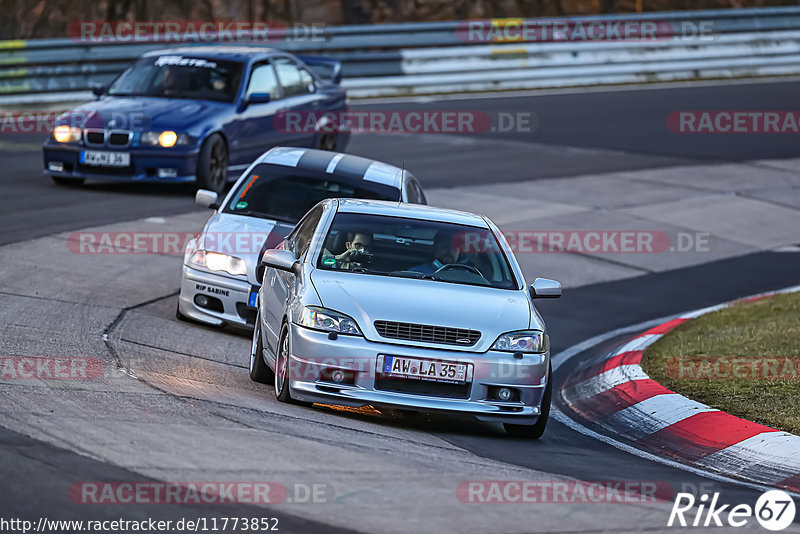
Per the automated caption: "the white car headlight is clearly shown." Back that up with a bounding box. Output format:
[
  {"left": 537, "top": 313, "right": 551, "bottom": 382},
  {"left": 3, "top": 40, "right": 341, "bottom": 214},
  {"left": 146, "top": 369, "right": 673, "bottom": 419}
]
[
  {"left": 140, "top": 130, "right": 190, "bottom": 147},
  {"left": 190, "top": 250, "right": 247, "bottom": 277},
  {"left": 492, "top": 330, "right": 547, "bottom": 353},
  {"left": 299, "top": 306, "right": 362, "bottom": 336}
]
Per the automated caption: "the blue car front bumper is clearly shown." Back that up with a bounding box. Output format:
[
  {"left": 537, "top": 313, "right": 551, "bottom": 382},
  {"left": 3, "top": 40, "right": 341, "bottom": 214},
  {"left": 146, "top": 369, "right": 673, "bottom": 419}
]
[{"left": 43, "top": 142, "right": 200, "bottom": 183}]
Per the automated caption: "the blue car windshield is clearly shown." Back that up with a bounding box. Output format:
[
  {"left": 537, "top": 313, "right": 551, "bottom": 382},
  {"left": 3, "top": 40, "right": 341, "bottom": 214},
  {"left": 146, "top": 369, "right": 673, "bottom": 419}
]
[
  {"left": 108, "top": 55, "right": 243, "bottom": 102},
  {"left": 316, "top": 212, "right": 519, "bottom": 290}
]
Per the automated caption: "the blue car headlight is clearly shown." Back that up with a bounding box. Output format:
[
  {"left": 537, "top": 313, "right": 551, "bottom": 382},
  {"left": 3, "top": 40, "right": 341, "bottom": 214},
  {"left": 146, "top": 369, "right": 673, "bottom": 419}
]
[
  {"left": 140, "top": 130, "right": 191, "bottom": 147},
  {"left": 298, "top": 306, "right": 362, "bottom": 336},
  {"left": 52, "top": 125, "right": 82, "bottom": 143},
  {"left": 492, "top": 330, "right": 548, "bottom": 354}
]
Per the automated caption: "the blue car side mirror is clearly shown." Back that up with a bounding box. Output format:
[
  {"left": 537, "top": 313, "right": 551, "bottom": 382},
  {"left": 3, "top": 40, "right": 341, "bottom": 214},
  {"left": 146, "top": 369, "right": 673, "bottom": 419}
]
[
  {"left": 247, "top": 93, "right": 271, "bottom": 105},
  {"left": 91, "top": 85, "right": 105, "bottom": 97}
]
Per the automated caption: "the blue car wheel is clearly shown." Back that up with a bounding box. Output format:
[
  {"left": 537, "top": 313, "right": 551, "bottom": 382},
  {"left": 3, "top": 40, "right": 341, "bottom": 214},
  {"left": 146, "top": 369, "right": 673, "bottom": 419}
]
[{"left": 197, "top": 133, "right": 228, "bottom": 193}]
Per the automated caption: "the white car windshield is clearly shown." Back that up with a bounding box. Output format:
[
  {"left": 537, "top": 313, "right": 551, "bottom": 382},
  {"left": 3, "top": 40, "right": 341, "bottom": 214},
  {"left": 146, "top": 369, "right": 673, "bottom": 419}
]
[
  {"left": 224, "top": 164, "right": 400, "bottom": 223},
  {"left": 317, "top": 212, "right": 518, "bottom": 290}
]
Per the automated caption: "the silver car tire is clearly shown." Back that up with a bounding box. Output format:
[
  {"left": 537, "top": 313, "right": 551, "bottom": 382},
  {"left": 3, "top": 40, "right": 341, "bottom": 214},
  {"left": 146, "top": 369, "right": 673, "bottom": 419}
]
[
  {"left": 274, "top": 325, "right": 293, "bottom": 402},
  {"left": 503, "top": 362, "right": 552, "bottom": 439},
  {"left": 249, "top": 314, "right": 273, "bottom": 383}
]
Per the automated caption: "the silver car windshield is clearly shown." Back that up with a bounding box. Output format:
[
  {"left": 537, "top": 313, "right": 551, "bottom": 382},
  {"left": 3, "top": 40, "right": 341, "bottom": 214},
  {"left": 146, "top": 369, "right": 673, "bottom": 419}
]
[{"left": 317, "top": 212, "right": 518, "bottom": 290}]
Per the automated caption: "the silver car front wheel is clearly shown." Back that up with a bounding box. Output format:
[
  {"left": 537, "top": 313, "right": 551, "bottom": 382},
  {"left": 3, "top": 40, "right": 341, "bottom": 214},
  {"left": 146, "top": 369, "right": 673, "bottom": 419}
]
[{"left": 274, "top": 325, "right": 293, "bottom": 402}]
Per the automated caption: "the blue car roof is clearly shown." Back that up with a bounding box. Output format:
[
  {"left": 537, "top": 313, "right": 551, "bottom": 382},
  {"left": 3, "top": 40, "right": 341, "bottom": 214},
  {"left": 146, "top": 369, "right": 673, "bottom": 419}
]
[{"left": 143, "top": 46, "right": 280, "bottom": 62}]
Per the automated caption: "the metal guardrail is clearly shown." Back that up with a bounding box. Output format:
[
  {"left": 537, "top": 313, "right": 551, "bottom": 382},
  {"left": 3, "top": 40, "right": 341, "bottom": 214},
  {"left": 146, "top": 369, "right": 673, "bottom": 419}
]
[
  {"left": 1, "top": 6, "right": 800, "bottom": 100},
  {"left": 344, "top": 30, "right": 800, "bottom": 96}
]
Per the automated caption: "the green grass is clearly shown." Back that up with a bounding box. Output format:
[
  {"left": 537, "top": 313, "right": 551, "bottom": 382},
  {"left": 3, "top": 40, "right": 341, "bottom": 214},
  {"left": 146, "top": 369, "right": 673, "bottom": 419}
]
[{"left": 641, "top": 291, "right": 800, "bottom": 434}]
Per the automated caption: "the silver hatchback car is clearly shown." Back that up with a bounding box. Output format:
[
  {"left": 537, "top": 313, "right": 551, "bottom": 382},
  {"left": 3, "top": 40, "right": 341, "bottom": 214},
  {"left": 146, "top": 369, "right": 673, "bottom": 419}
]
[{"left": 249, "top": 199, "right": 561, "bottom": 438}]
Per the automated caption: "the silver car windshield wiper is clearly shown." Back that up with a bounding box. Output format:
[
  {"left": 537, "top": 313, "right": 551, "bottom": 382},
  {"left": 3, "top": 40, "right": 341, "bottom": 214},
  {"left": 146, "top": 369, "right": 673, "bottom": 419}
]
[
  {"left": 349, "top": 267, "right": 386, "bottom": 275},
  {"left": 349, "top": 268, "right": 440, "bottom": 281}
]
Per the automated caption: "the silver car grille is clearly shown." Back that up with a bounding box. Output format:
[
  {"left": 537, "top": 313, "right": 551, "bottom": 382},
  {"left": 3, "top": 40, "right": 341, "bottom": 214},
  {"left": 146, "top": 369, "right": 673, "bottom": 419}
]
[{"left": 374, "top": 320, "right": 481, "bottom": 346}]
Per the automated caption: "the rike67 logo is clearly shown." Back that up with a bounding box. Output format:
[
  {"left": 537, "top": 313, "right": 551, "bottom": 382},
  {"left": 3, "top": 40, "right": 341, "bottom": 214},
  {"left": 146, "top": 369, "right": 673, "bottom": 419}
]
[{"left": 669, "top": 490, "right": 796, "bottom": 531}]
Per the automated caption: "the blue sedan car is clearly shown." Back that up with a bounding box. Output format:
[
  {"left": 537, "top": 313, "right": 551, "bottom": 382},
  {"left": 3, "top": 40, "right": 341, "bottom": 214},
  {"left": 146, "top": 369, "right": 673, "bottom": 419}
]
[{"left": 43, "top": 47, "right": 348, "bottom": 192}]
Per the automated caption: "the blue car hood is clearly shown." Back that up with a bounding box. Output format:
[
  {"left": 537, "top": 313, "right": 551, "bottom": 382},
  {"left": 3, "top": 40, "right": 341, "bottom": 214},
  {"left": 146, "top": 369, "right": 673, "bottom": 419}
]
[{"left": 61, "top": 97, "right": 227, "bottom": 131}]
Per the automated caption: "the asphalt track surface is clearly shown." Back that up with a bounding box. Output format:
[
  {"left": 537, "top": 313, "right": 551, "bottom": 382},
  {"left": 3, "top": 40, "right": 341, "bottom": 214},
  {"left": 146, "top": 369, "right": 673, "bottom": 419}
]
[{"left": 2, "top": 79, "right": 800, "bottom": 530}]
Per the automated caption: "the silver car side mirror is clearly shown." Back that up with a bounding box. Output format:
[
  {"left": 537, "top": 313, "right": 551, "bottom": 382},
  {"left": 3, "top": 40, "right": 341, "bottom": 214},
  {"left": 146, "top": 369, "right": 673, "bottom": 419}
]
[
  {"left": 195, "top": 189, "right": 219, "bottom": 209},
  {"left": 530, "top": 278, "right": 562, "bottom": 299},
  {"left": 261, "top": 249, "right": 299, "bottom": 275}
]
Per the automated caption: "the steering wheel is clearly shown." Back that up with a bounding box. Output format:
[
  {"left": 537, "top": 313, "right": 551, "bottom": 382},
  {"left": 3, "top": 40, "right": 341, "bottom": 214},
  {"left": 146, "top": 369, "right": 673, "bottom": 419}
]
[{"left": 435, "top": 263, "right": 484, "bottom": 278}]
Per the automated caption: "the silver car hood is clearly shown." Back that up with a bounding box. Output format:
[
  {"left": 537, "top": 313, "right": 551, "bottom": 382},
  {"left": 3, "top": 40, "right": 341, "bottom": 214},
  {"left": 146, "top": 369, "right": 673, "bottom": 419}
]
[
  {"left": 310, "top": 270, "right": 536, "bottom": 352},
  {"left": 201, "top": 213, "right": 293, "bottom": 285}
]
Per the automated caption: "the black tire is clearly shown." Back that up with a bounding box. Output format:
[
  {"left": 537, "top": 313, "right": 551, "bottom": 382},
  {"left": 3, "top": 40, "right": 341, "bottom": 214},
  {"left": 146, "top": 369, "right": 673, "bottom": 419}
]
[
  {"left": 316, "top": 131, "right": 338, "bottom": 151},
  {"left": 196, "top": 133, "right": 228, "bottom": 194},
  {"left": 274, "top": 324, "right": 294, "bottom": 402},
  {"left": 51, "top": 176, "right": 85, "bottom": 187},
  {"left": 504, "top": 362, "right": 552, "bottom": 439},
  {"left": 175, "top": 302, "right": 186, "bottom": 321},
  {"left": 249, "top": 315, "right": 274, "bottom": 383}
]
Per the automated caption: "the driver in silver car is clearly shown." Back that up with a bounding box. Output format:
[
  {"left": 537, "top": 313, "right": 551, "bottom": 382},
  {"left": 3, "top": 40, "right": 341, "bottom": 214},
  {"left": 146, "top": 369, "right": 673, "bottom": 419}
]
[{"left": 410, "top": 231, "right": 464, "bottom": 274}]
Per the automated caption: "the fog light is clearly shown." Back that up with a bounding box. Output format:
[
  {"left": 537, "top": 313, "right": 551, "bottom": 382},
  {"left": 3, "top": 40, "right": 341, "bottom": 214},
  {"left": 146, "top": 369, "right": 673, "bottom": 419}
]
[
  {"left": 331, "top": 369, "right": 345, "bottom": 383},
  {"left": 496, "top": 387, "right": 513, "bottom": 401},
  {"left": 48, "top": 161, "right": 64, "bottom": 172},
  {"left": 157, "top": 168, "right": 177, "bottom": 178},
  {"left": 193, "top": 294, "right": 223, "bottom": 313}
]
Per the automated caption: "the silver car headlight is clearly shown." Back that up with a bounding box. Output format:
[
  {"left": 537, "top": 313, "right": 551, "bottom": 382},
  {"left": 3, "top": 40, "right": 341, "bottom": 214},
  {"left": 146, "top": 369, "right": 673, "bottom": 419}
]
[
  {"left": 299, "top": 306, "right": 362, "bottom": 336},
  {"left": 492, "top": 330, "right": 548, "bottom": 354},
  {"left": 190, "top": 250, "right": 247, "bottom": 277}
]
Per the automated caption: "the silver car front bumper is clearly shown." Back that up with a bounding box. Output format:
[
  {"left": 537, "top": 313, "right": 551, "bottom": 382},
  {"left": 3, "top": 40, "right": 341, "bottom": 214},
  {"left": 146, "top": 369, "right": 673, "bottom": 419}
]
[
  {"left": 286, "top": 323, "right": 549, "bottom": 425},
  {"left": 178, "top": 265, "right": 256, "bottom": 329}
]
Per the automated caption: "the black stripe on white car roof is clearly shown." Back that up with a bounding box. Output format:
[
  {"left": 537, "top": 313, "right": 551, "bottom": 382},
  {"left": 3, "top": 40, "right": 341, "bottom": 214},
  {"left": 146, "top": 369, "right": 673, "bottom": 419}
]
[
  {"left": 295, "top": 149, "right": 340, "bottom": 174},
  {"left": 333, "top": 154, "right": 376, "bottom": 181}
]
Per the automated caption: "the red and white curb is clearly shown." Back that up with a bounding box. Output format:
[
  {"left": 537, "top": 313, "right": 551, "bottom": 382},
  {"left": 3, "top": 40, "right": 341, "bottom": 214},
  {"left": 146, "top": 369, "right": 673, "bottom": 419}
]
[{"left": 555, "top": 285, "right": 800, "bottom": 494}]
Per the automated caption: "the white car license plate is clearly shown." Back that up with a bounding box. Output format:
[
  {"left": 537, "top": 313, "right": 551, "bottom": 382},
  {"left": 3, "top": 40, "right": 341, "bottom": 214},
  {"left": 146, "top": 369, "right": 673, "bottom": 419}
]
[
  {"left": 81, "top": 150, "right": 130, "bottom": 167},
  {"left": 380, "top": 355, "right": 468, "bottom": 383}
]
